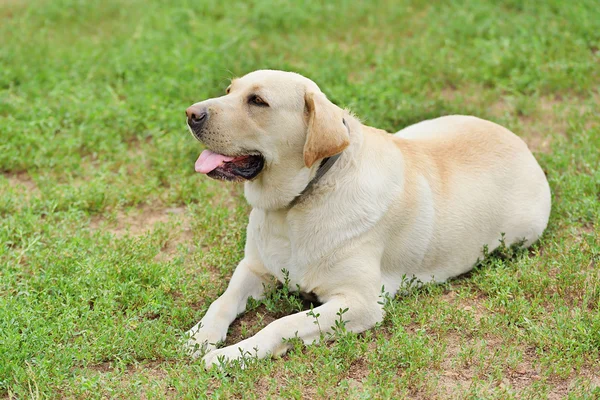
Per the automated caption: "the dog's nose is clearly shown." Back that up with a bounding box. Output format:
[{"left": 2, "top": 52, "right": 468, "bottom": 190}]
[{"left": 186, "top": 105, "right": 208, "bottom": 131}]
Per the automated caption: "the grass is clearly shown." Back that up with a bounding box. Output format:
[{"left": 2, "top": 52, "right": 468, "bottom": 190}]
[{"left": 1, "top": 0, "right": 599, "bottom": 398}]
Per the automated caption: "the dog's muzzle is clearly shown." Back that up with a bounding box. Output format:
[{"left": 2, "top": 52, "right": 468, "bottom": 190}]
[{"left": 185, "top": 105, "right": 208, "bottom": 137}]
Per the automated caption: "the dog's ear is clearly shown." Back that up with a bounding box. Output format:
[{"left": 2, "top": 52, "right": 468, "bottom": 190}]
[{"left": 303, "top": 91, "right": 350, "bottom": 168}]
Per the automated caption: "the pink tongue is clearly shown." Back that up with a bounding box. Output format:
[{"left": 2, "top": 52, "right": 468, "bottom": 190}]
[{"left": 195, "top": 150, "right": 235, "bottom": 173}]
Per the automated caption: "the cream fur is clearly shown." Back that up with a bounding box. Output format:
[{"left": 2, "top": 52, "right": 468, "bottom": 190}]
[{"left": 184, "top": 70, "right": 551, "bottom": 368}]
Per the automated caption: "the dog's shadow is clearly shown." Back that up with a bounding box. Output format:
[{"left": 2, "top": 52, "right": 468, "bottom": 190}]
[{"left": 225, "top": 287, "right": 320, "bottom": 346}]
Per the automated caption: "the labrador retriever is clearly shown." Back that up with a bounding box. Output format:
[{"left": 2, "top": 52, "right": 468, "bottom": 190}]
[{"left": 184, "top": 70, "right": 551, "bottom": 368}]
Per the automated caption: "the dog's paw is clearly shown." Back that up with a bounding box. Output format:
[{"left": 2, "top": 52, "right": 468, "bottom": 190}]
[
  {"left": 182, "top": 325, "right": 224, "bottom": 359},
  {"left": 184, "top": 337, "right": 215, "bottom": 359},
  {"left": 202, "top": 345, "right": 254, "bottom": 370},
  {"left": 202, "top": 347, "right": 234, "bottom": 369}
]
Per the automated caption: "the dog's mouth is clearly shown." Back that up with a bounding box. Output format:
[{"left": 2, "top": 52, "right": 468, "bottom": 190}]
[{"left": 195, "top": 149, "right": 265, "bottom": 182}]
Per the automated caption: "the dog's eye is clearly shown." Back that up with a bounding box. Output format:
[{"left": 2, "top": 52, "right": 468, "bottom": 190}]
[
  {"left": 226, "top": 86, "right": 231, "bottom": 94},
  {"left": 248, "top": 94, "right": 269, "bottom": 107}
]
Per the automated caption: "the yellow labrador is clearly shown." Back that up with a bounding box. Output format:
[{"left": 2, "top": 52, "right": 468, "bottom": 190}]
[{"left": 184, "top": 70, "right": 551, "bottom": 367}]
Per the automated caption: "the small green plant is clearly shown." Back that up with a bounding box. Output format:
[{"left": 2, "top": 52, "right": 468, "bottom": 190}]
[
  {"left": 476, "top": 233, "right": 529, "bottom": 269},
  {"left": 306, "top": 304, "right": 322, "bottom": 332},
  {"left": 258, "top": 269, "right": 305, "bottom": 316},
  {"left": 331, "top": 307, "right": 349, "bottom": 336}
]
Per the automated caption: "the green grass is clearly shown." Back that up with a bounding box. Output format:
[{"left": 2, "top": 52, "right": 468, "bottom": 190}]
[{"left": 1, "top": 0, "right": 599, "bottom": 398}]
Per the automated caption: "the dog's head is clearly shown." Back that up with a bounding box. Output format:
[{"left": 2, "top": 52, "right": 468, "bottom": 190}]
[{"left": 186, "top": 70, "right": 350, "bottom": 188}]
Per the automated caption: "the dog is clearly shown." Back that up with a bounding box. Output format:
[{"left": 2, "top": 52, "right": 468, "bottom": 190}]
[{"left": 184, "top": 70, "right": 551, "bottom": 368}]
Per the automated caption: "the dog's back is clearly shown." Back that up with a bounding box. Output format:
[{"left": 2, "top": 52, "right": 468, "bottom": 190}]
[{"left": 381, "top": 115, "right": 551, "bottom": 284}]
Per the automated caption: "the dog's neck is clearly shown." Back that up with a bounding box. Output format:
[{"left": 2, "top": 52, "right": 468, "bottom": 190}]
[
  {"left": 243, "top": 157, "right": 316, "bottom": 210},
  {"left": 286, "top": 118, "right": 350, "bottom": 208},
  {"left": 286, "top": 152, "right": 342, "bottom": 209},
  {"left": 244, "top": 115, "right": 362, "bottom": 211}
]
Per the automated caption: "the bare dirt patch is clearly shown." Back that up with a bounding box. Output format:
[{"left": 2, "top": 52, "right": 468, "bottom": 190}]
[
  {"left": 83, "top": 360, "right": 175, "bottom": 400},
  {"left": 90, "top": 205, "right": 189, "bottom": 237},
  {"left": 225, "top": 305, "right": 280, "bottom": 346},
  {"left": 90, "top": 204, "right": 195, "bottom": 262},
  {"left": 87, "top": 359, "right": 169, "bottom": 377},
  {"left": 420, "top": 285, "right": 600, "bottom": 398},
  {"left": 427, "top": 311, "right": 599, "bottom": 398},
  {"left": 434, "top": 333, "right": 582, "bottom": 398},
  {"left": 512, "top": 96, "right": 569, "bottom": 154},
  {"left": 0, "top": 0, "right": 28, "bottom": 18},
  {"left": 345, "top": 356, "right": 370, "bottom": 391},
  {"left": 3, "top": 171, "right": 39, "bottom": 196},
  {"left": 441, "top": 289, "right": 488, "bottom": 324}
]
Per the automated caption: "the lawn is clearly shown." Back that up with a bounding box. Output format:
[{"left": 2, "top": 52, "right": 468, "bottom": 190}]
[{"left": 1, "top": 0, "right": 599, "bottom": 398}]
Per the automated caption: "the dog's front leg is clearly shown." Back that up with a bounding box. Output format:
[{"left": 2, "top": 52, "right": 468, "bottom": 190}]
[
  {"left": 185, "top": 258, "right": 269, "bottom": 358},
  {"left": 202, "top": 292, "right": 383, "bottom": 368}
]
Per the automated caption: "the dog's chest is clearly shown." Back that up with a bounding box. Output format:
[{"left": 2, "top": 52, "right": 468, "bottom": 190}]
[
  {"left": 249, "top": 185, "right": 395, "bottom": 290},
  {"left": 250, "top": 210, "right": 322, "bottom": 290}
]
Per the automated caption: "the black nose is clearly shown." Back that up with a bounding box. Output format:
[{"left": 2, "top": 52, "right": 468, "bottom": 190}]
[{"left": 186, "top": 105, "right": 208, "bottom": 131}]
